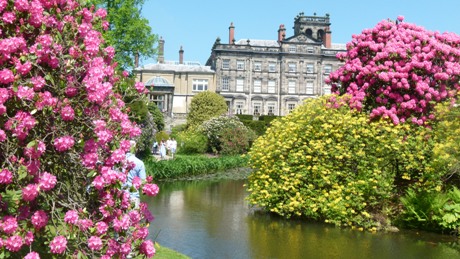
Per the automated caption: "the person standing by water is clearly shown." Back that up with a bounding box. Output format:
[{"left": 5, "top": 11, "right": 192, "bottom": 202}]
[
  {"left": 170, "top": 138, "right": 177, "bottom": 159},
  {"left": 159, "top": 140, "right": 167, "bottom": 160},
  {"left": 123, "top": 140, "right": 146, "bottom": 209}
]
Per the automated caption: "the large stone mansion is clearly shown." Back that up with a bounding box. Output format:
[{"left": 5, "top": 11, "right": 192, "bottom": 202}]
[{"left": 134, "top": 12, "right": 346, "bottom": 120}]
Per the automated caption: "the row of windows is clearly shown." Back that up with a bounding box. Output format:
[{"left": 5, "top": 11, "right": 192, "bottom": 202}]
[
  {"left": 234, "top": 101, "right": 297, "bottom": 115},
  {"left": 221, "top": 78, "right": 331, "bottom": 94},
  {"left": 222, "top": 59, "right": 332, "bottom": 74}
]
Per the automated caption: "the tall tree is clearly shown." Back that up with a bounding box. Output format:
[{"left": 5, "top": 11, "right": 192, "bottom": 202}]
[{"left": 89, "top": 0, "right": 158, "bottom": 70}]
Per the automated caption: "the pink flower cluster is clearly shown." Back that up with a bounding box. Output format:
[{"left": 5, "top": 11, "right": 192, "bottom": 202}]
[
  {"left": 0, "top": 0, "right": 158, "bottom": 257},
  {"left": 327, "top": 17, "right": 460, "bottom": 125}
]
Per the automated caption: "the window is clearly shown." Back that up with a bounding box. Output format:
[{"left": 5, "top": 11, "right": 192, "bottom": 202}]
[
  {"left": 307, "top": 47, "right": 314, "bottom": 54},
  {"left": 235, "top": 101, "right": 244, "bottom": 115},
  {"left": 254, "top": 61, "right": 262, "bottom": 71},
  {"left": 306, "top": 63, "right": 314, "bottom": 73},
  {"left": 324, "top": 85, "right": 332, "bottom": 95},
  {"left": 306, "top": 81, "right": 314, "bottom": 95},
  {"left": 193, "top": 79, "right": 208, "bottom": 91},
  {"left": 222, "top": 59, "right": 230, "bottom": 69},
  {"left": 289, "top": 46, "right": 296, "bottom": 53},
  {"left": 236, "top": 78, "right": 244, "bottom": 92},
  {"left": 288, "top": 80, "right": 296, "bottom": 94},
  {"left": 324, "top": 64, "right": 332, "bottom": 74},
  {"left": 268, "top": 80, "right": 276, "bottom": 93},
  {"left": 237, "top": 60, "right": 245, "bottom": 70},
  {"left": 288, "top": 63, "right": 296, "bottom": 73},
  {"left": 268, "top": 62, "right": 276, "bottom": 72},
  {"left": 288, "top": 103, "right": 296, "bottom": 113},
  {"left": 253, "top": 79, "right": 261, "bottom": 93},
  {"left": 253, "top": 102, "right": 261, "bottom": 115},
  {"left": 221, "top": 77, "right": 229, "bottom": 91},
  {"left": 267, "top": 102, "right": 276, "bottom": 115}
]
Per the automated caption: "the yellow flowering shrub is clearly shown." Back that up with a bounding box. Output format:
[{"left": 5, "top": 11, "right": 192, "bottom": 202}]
[{"left": 247, "top": 95, "right": 437, "bottom": 229}]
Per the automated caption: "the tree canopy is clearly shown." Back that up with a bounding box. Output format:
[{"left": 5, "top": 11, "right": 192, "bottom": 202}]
[{"left": 88, "top": 0, "right": 158, "bottom": 70}]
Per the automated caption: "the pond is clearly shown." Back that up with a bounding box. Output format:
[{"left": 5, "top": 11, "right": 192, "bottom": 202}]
[{"left": 145, "top": 177, "right": 460, "bottom": 259}]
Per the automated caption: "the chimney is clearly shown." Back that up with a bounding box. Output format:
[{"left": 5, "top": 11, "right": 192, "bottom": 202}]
[
  {"left": 278, "top": 24, "right": 286, "bottom": 43},
  {"left": 158, "top": 36, "right": 165, "bottom": 64},
  {"left": 324, "top": 27, "right": 332, "bottom": 48},
  {"left": 229, "top": 22, "right": 235, "bottom": 44},
  {"left": 179, "top": 46, "right": 184, "bottom": 64}
]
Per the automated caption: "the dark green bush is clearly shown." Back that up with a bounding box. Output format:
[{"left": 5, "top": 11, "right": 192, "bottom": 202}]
[{"left": 176, "top": 130, "right": 208, "bottom": 154}]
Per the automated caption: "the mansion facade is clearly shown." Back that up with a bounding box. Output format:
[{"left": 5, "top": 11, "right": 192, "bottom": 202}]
[
  {"left": 134, "top": 12, "right": 346, "bottom": 119},
  {"left": 206, "top": 12, "right": 346, "bottom": 116}
]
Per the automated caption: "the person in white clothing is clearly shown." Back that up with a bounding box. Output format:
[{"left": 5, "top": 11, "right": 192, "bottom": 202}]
[{"left": 170, "top": 138, "right": 177, "bottom": 158}]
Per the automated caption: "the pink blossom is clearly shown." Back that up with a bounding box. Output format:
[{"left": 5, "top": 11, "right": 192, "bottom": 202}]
[
  {"left": 0, "top": 169, "right": 13, "bottom": 184},
  {"left": 134, "top": 82, "right": 147, "bottom": 93},
  {"left": 95, "top": 221, "right": 108, "bottom": 235},
  {"left": 133, "top": 226, "right": 148, "bottom": 239},
  {"left": 397, "top": 15, "right": 404, "bottom": 22},
  {"left": 140, "top": 240, "right": 156, "bottom": 258},
  {"left": 24, "top": 231, "right": 34, "bottom": 245},
  {"left": 0, "top": 69, "right": 14, "bottom": 84},
  {"left": 95, "top": 8, "right": 107, "bottom": 19},
  {"left": 2, "top": 12, "right": 15, "bottom": 24},
  {"left": 16, "top": 61, "right": 32, "bottom": 75},
  {"left": 61, "top": 105, "right": 75, "bottom": 121},
  {"left": 31, "top": 210, "right": 48, "bottom": 229},
  {"left": 133, "top": 177, "right": 142, "bottom": 189},
  {"left": 65, "top": 87, "right": 78, "bottom": 97},
  {"left": 53, "top": 136, "right": 75, "bottom": 152},
  {"left": 5, "top": 235, "right": 23, "bottom": 252},
  {"left": 88, "top": 236, "right": 103, "bottom": 251},
  {"left": 22, "top": 184, "right": 39, "bottom": 201},
  {"left": 39, "top": 172, "right": 57, "bottom": 191},
  {"left": 16, "top": 85, "right": 35, "bottom": 100},
  {"left": 30, "top": 76, "right": 46, "bottom": 91},
  {"left": 24, "top": 252, "right": 40, "bottom": 259},
  {"left": 120, "top": 241, "right": 132, "bottom": 255},
  {"left": 2, "top": 216, "right": 18, "bottom": 234},
  {"left": 142, "top": 183, "right": 159, "bottom": 197},
  {"left": 92, "top": 175, "right": 106, "bottom": 190},
  {"left": 64, "top": 210, "right": 79, "bottom": 225},
  {"left": 122, "top": 71, "right": 129, "bottom": 77},
  {"left": 49, "top": 235, "right": 67, "bottom": 254},
  {"left": 78, "top": 219, "right": 93, "bottom": 231}
]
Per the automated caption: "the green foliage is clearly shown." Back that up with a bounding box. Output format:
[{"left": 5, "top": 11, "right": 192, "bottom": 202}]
[
  {"left": 237, "top": 115, "right": 281, "bottom": 136},
  {"left": 235, "top": 114, "right": 253, "bottom": 121},
  {"left": 170, "top": 124, "right": 187, "bottom": 139},
  {"left": 88, "top": 0, "right": 158, "bottom": 70},
  {"left": 176, "top": 130, "right": 208, "bottom": 155},
  {"left": 186, "top": 91, "right": 228, "bottom": 129},
  {"left": 246, "top": 95, "right": 437, "bottom": 230},
  {"left": 400, "top": 187, "right": 460, "bottom": 233},
  {"left": 147, "top": 102, "right": 165, "bottom": 131},
  {"left": 156, "top": 131, "right": 170, "bottom": 142},
  {"left": 144, "top": 154, "right": 249, "bottom": 179},
  {"left": 199, "top": 116, "right": 255, "bottom": 155},
  {"left": 126, "top": 98, "right": 156, "bottom": 158}
]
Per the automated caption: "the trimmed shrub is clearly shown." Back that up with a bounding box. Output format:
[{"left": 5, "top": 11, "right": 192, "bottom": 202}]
[
  {"left": 200, "top": 115, "right": 255, "bottom": 154},
  {"left": 186, "top": 91, "right": 227, "bottom": 129}
]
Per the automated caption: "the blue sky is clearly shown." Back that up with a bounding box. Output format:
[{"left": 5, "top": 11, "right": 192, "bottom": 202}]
[{"left": 140, "top": 0, "right": 460, "bottom": 66}]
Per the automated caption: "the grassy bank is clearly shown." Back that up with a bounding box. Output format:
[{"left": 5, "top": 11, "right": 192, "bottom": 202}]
[
  {"left": 144, "top": 154, "right": 249, "bottom": 180},
  {"left": 155, "top": 243, "right": 190, "bottom": 259}
]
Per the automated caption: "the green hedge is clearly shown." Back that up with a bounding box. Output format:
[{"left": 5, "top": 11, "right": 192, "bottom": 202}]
[{"left": 145, "top": 154, "right": 249, "bottom": 180}]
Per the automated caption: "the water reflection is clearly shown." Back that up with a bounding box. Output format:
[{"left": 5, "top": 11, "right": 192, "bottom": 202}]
[{"left": 145, "top": 179, "right": 460, "bottom": 259}]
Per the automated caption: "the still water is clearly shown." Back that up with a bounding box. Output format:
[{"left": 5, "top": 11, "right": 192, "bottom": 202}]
[{"left": 145, "top": 178, "right": 460, "bottom": 259}]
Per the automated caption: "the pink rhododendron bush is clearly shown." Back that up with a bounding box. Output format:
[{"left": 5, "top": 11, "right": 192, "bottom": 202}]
[
  {"left": 0, "top": 0, "right": 158, "bottom": 258},
  {"left": 327, "top": 16, "right": 460, "bottom": 125}
]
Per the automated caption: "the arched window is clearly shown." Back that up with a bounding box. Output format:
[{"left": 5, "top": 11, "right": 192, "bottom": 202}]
[{"left": 305, "top": 28, "right": 313, "bottom": 38}]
